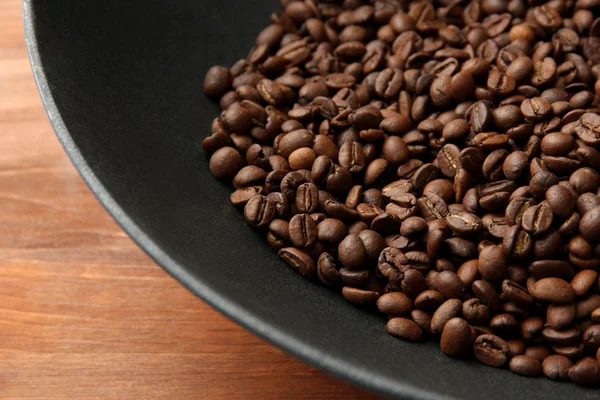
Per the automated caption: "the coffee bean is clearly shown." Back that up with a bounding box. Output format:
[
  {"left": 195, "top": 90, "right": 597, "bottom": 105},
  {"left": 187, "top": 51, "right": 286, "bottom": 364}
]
[
  {"left": 338, "top": 234, "right": 367, "bottom": 270},
  {"left": 375, "top": 68, "right": 404, "bottom": 99},
  {"left": 439, "top": 317, "right": 473, "bottom": 357},
  {"left": 244, "top": 195, "right": 276, "bottom": 229},
  {"left": 358, "top": 230, "right": 386, "bottom": 262},
  {"left": 279, "top": 247, "right": 316, "bottom": 278},
  {"left": 577, "top": 295, "right": 600, "bottom": 319},
  {"left": 437, "top": 144, "right": 462, "bottom": 178},
  {"left": 545, "top": 185, "right": 576, "bottom": 219},
  {"left": 478, "top": 245, "right": 508, "bottom": 281},
  {"left": 382, "top": 136, "right": 410, "bottom": 164},
  {"left": 571, "top": 168, "right": 600, "bottom": 194},
  {"left": 571, "top": 270, "right": 598, "bottom": 297},
  {"left": 418, "top": 192, "right": 449, "bottom": 222},
  {"left": 230, "top": 186, "right": 264, "bottom": 207},
  {"left": 289, "top": 214, "right": 318, "bottom": 247},
  {"left": 435, "top": 271, "right": 465, "bottom": 299},
  {"left": 580, "top": 206, "right": 600, "bottom": 242},
  {"left": 267, "top": 192, "right": 290, "bottom": 218},
  {"left": 575, "top": 113, "right": 600, "bottom": 146},
  {"left": 317, "top": 253, "right": 340, "bottom": 286},
  {"left": 423, "top": 179, "right": 454, "bottom": 204},
  {"left": 387, "top": 317, "right": 423, "bottom": 342},
  {"left": 502, "top": 279, "right": 534, "bottom": 308},
  {"left": 364, "top": 159, "right": 388, "bottom": 186},
  {"left": 474, "top": 334, "right": 510, "bottom": 367},
  {"left": 521, "top": 204, "right": 553, "bottom": 236},
  {"left": 295, "top": 182, "right": 319, "bottom": 213},
  {"left": 461, "top": 298, "right": 489, "bottom": 325},
  {"left": 577, "top": 193, "right": 600, "bottom": 216},
  {"left": 521, "top": 97, "right": 552, "bottom": 122},
  {"left": 377, "top": 292, "right": 413, "bottom": 315},
  {"left": 411, "top": 163, "right": 439, "bottom": 192},
  {"left": 204, "top": 66, "right": 232, "bottom": 98},
  {"left": 525, "top": 346, "right": 552, "bottom": 363},
  {"left": 503, "top": 225, "right": 533, "bottom": 259},
  {"left": 533, "top": 278, "right": 576, "bottom": 303},
  {"left": 569, "top": 357, "right": 600, "bottom": 385},
  {"left": 543, "top": 355, "right": 573, "bottom": 381},
  {"left": 342, "top": 286, "right": 380, "bottom": 305},
  {"left": 473, "top": 280, "right": 502, "bottom": 312},
  {"left": 414, "top": 290, "right": 445, "bottom": 311},
  {"left": 510, "top": 355, "right": 543, "bottom": 377}
]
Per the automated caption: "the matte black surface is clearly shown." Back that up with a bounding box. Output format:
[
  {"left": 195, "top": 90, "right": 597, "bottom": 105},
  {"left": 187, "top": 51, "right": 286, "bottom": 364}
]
[{"left": 23, "top": 1, "right": 599, "bottom": 398}]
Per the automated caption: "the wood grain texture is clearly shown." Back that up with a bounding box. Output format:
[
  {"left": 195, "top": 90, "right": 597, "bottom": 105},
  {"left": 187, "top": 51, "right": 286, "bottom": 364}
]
[{"left": 0, "top": 1, "right": 381, "bottom": 398}]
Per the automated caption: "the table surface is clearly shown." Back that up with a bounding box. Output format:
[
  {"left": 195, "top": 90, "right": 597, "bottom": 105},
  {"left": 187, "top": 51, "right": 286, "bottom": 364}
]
[{"left": 0, "top": 0, "right": 381, "bottom": 398}]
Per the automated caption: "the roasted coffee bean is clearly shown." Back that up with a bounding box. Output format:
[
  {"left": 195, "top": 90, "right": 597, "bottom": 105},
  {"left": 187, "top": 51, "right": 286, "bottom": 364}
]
[
  {"left": 377, "top": 292, "right": 413, "bottom": 316},
  {"left": 317, "top": 252, "right": 340, "bottom": 286},
  {"left": 317, "top": 218, "right": 347, "bottom": 245},
  {"left": 364, "top": 159, "right": 388, "bottom": 186},
  {"left": 430, "top": 299, "right": 462, "bottom": 335},
  {"left": 387, "top": 317, "right": 423, "bottom": 342},
  {"left": 525, "top": 346, "right": 552, "bottom": 363},
  {"left": 521, "top": 204, "right": 553, "bottom": 236},
  {"left": 571, "top": 270, "right": 598, "bottom": 297},
  {"left": 435, "top": 271, "right": 465, "bottom": 299},
  {"left": 418, "top": 192, "right": 449, "bottom": 222},
  {"left": 577, "top": 295, "right": 600, "bottom": 319},
  {"left": 440, "top": 318, "right": 473, "bottom": 357},
  {"left": 437, "top": 144, "right": 461, "bottom": 178},
  {"left": 295, "top": 182, "right": 319, "bottom": 213},
  {"left": 510, "top": 355, "right": 542, "bottom": 377},
  {"left": 580, "top": 206, "right": 600, "bottom": 242},
  {"left": 543, "top": 355, "right": 572, "bottom": 381},
  {"left": 267, "top": 192, "right": 290, "bottom": 218},
  {"left": 568, "top": 357, "right": 600, "bottom": 385},
  {"left": 503, "top": 225, "right": 533, "bottom": 259},
  {"left": 209, "top": 147, "right": 245, "bottom": 179},
  {"left": 371, "top": 213, "right": 400, "bottom": 235},
  {"left": 423, "top": 179, "right": 454, "bottom": 204},
  {"left": 502, "top": 280, "right": 533, "bottom": 308},
  {"left": 342, "top": 286, "right": 379, "bottom": 305},
  {"left": 474, "top": 334, "right": 510, "bottom": 367},
  {"left": 445, "top": 237, "right": 477, "bottom": 259},
  {"left": 446, "top": 211, "right": 482, "bottom": 235},
  {"left": 244, "top": 195, "right": 276, "bottom": 229},
  {"left": 577, "top": 194, "right": 600, "bottom": 216},
  {"left": 279, "top": 247, "right": 315, "bottom": 278},
  {"left": 400, "top": 216, "right": 427, "bottom": 238},
  {"left": 575, "top": 113, "right": 600, "bottom": 146},
  {"left": 571, "top": 168, "right": 600, "bottom": 194},
  {"left": 230, "top": 186, "right": 264, "bottom": 207},
  {"left": 462, "top": 298, "right": 490, "bottom": 325},
  {"left": 382, "top": 136, "right": 410, "bottom": 164},
  {"left": 533, "top": 230, "right": 562, "bottom": 259},
  {"left": 521, "top": 97, "right": 552, "bottom": 122},
  {"left": 338, "top": 234, "right": 367, "bottom": 270},
  {"left": 503, "top": 151, "right": 528, "bottom": 181},
  {"left": 473, "top": 280, "right": 502, "bottom": 312},
  {"left": 533, "top": 278, "right": 575, "bottom": 303},
  {"left": 358, "top": 230, "right": 386, "bottom": 262},
  {"left": 414, "top": 290, "right": 445, "bottom": 311},
  {"left": 546, "top": 185, "right": 576, "bottom": 219},
  {"left": 478, "top": 245, "right": 508, "bottom": 281}
]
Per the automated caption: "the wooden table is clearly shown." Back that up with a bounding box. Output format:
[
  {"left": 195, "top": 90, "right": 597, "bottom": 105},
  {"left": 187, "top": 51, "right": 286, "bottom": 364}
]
[{"left": 0, "top": 1, "right": 380, "bottom": 398}]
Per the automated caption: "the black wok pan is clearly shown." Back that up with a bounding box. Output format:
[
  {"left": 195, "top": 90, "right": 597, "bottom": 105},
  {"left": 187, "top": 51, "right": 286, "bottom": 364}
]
[{"left": 23, "top": 0, "right": 598, "bottom": 398}]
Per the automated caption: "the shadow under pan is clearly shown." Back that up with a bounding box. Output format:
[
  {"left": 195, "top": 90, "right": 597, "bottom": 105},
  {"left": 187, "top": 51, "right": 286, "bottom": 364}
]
[{"left": 23, "top": 0, "right": 599, "bottom": 398}]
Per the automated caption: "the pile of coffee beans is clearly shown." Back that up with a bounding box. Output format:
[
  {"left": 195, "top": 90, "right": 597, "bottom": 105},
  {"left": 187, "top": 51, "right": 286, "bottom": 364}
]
[{"left": 203, "top": 0, "right": 600, "bottom": 385}]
